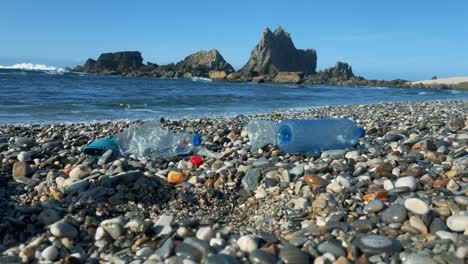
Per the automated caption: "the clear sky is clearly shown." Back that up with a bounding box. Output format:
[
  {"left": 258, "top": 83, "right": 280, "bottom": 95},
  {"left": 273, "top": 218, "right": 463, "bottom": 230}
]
[{"left": 1, "top": 0, "right": 467, "bottom": 80}]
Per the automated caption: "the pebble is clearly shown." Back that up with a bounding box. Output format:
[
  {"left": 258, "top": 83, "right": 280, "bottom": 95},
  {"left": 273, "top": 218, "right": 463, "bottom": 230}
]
[
  {"left": 255, "top": 189, "right": 267, "bottom": 199},
  {"left": 403, "top": 253, "right": 437, "bottom": 264},
  {"left": 364, "top": 199, "right": 385, "bottom": 213},
  {"left": 237, "top": 235, "right": 258, "bottom": 252},
  {"left": 204, "top": 254, "right": 239, "bottom": 264},
  {"left": 41, "top": 245, "right": 59, "bottom": 261},
  {"left": 38, "top": 209, "right": 61, "bottom": 225},
  {"left": 404, "top": 198, "right": 429, "bottom": 215},
  {"left": 249, "top": 249, "right": 278, "bottom": 264},
  {"left": 100, "top": 217, "right": 123, "bottom": 240},
  {"left": 278, "top": 244, "right": 310, "bottom": 264},
  {"left": 429, "top": 218, "right": 447, "bottom": 234},
  {"left": 395, "top": 176, "right": 417, "bottom": 191},
  {"left": 17, "top": 151, "right": 32, "bottom": 162},
  {"left": 155, "top": 237, "right": 173, "bottom": 258},
  {"left": 409, "top": 216, "right": 428, "bottom": 234},
  {"left": 446, "top": 215, "right": 468, "bottom": 232},
  {"left": 12, "top": 161, "right": 32, "bottom": 178},
  {"left": 49, "top": 220, "right": 78, "bottom": 238},
  {"left": 435, "top": 231, "right": 457, "bottom": 242},
  {"left": 168, "top": 171, "right": 185, "bottom": 184},
  {"left": 98, "top": 149, "right": 114, "bottom": 165},
  {"left": 69, "top": 165, "right": 91, "bottom": 179},
  {"left": 154, "top": 215, "right": 174, "bottom": 236},
  {"left": 196, "top": 226, "right": 214, "bottom": 241},
  {"left": 321, "top": 149, "right": 346, "bottom": 159},
  {"left": 381, "top": 204, "right": 407, "bottom": 224},
  {"left": 317, "top": 240, "right": 346, "bottom": 258},
  {"left": 353, "top": 235, "right": 397, "bottom": 255},
  {"left": 15, "top": 136, "right": 36, "bottom": 147},
  {"left": 241, "top": 168, "right": 261, "bottom": 192}
]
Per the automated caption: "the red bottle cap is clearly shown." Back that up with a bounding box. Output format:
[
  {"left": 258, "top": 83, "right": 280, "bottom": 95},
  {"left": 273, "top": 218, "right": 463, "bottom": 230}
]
[{"left": 190, "top": 156, "right": 203, "bottom": 167}]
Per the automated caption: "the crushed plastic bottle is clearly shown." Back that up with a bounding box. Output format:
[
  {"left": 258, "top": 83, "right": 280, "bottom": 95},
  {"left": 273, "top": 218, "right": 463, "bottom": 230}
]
[
  {"left": 246, "top": 118, "right": 365, "bottom": 154},
  {"left": 113, "top": 121, "right": 202, "bottom": 159}
]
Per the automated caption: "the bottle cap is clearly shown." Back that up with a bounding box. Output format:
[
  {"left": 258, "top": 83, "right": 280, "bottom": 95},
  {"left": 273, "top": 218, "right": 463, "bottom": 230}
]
[
  {"left": 359, "top": 127, "right": 366, "bottom": 138},
  {"left": 193, "top": 134, "right": 202, "bottom": 146}
]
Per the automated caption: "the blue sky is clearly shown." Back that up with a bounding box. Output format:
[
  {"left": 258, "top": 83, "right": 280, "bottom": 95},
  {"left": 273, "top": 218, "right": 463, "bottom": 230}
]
[{"left": 1, "top": 0, "right": 467, "bottom": 80}]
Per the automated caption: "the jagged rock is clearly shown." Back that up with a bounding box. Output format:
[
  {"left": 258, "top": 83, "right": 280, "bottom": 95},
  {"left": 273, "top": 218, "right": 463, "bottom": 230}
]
[
  {"left": 272, "top": 72, "right": 304, "bottom": 84},
  {"left": 209, "top": 70, "right": 228, "bottom": 80},
  {"left": 307, "top": 62, "right": 355, "bottom": 84},
  {"left": 74, "top": 51, "right": 144, "bottom": 73},
  {"left": 174, "top": 49, "right": 234, "bottom": 77},
  {"left": 237, "top": 27, "right": 317, "bottom": 78}
]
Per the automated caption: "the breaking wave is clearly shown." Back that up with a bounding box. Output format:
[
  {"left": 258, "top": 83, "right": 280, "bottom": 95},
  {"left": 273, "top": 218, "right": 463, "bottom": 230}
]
[{"left": 0, "top": 63, "right": 65, "bottom": 72}]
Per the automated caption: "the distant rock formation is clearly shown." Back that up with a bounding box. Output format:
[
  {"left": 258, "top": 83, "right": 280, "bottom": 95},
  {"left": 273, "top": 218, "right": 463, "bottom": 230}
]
[
  {"left": 272, "top": 72, "right": 304, "bottom": 84},
  {"left": 306, "top": 62, "right": 355, "bottom": 84},
  {"left": 174, "top": 49, "right": 234, "bottom": 77},
  {"left": 74, "top": 51, "right": 144, "bottom": 73},
  {"left": 235, "top": 27, "right": 317, "bottom": 81},
  {"left": 74, "top": 49, "right": 233, "bottom": 79}
]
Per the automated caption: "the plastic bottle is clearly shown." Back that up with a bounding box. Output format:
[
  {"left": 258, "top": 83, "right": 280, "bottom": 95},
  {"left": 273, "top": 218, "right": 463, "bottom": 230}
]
[
  {"left": 113, "top": 121, "right": 202, "bottom": 159},
  {"left": 246, "top": 119, "right": 365, "bottom": 154}
]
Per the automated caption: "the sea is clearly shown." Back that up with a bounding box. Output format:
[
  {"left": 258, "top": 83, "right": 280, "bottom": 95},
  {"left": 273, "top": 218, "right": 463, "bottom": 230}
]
[{"left": 0, "top": 64, "right": 467, "bottom": 125}]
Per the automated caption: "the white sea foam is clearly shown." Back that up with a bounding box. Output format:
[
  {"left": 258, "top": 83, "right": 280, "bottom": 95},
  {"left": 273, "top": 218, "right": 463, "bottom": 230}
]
[
  {"left": 191, "top": 76, "right": 212, "bottom": 82},
  {"left": 0, "top": 63, "right": 65, "bottom": 72}
]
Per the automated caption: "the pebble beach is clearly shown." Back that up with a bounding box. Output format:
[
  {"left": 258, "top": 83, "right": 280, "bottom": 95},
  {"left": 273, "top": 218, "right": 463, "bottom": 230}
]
[{"left": 1, "top": 100, "right": 467, "bottom": 263}]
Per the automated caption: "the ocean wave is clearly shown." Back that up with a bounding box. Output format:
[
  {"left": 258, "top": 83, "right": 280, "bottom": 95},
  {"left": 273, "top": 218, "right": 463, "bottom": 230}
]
[
  {"left": 0, "top": 63, "right": 65, "bottom": 72},
  {"left": 191, "top": 76, "right": 212, "bottom": 82}
]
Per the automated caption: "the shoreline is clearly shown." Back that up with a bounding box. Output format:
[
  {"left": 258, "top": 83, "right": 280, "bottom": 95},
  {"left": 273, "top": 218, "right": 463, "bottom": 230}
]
[
  {"left": 1, "top": 100, "right": 467, "bottom": 263},
  {"left": 1, "top": 98, "right": 467, "bottom": 127}
]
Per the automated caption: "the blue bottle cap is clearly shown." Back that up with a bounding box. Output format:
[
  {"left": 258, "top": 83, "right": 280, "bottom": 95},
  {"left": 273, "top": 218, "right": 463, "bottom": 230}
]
[
  {"left": 359, "top": 127, "right": 366, "bottom": 138},
  {"left": 193, "top": 134, "right": 202, "bottom": 146}
]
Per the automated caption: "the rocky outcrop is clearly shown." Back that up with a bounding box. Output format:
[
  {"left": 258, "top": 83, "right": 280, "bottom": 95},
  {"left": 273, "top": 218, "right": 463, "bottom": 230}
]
[
  {"left": 174, "top": 49, "right": 234, "bottom": 77},
  {"left": 306, "top": 62, "right": 355, "bottom": 84},
  {"left": 74, "top": 51, "right": 144, "bottom": 73},
  {"left": 272, "top": 72, "right": 304, "bottom": 84},
  {"left": 235, "top": 27, "right": 317, "bottom": 80},
  {"left": 209, "top": 70, "right": 228, "bottom": 80}
]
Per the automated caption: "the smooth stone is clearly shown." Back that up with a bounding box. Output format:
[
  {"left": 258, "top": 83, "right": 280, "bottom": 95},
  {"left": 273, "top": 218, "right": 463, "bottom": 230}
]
[
  {"left": 100, "top": 170, "right": 142, "bottom": 187},
  {"left": 364, "top": 199, "right": 385, "bottom": 213},
  {"left": 381, "top": 205, "right": 407, "bottom": 224},
  {"left": 409, "top": 216, "right": 428, "bottom": 234},
  {"left": 395, "top": 176, "right": 417, "bottom": 191},
  {"left": 435, "top": 231, "right": 458, "bottom": 242},
  {"left": 290, "top": 165, "right": 304, "bottom": 177},
  {"left": 241, "top": 168, "right": 261, "bottom": 192},
  {"left": 403, "top": 253, "right": 437, "bottom": 264},
  {"left": 203, "top": 254, "right": 239, "bottom": 264},
  {"left": 98, "top": 150, "right": 114, "bottom": 165},
  {"left": 237, "top": 235, "right": 258, "bottom": 252},
  {"left": 353, "top": 235, "right": 397, "bottom": 255},
  {"left": 292, "top": 197, "right": 308, "bottom": 210},
  {"left": 155, "top": 237, "right": 174, "bottom": 259},
  {"left": 100, "top": 217, "right": 123, "bottom": 240},
  {"left": 321, "top": 150, "right": 346, "bottom": 159},
  {"left": 69, "top": 165, "right": 91, "bottom": 179},
  {"left": 65, "top": 179, "right": 89, "bottom": 194},
  {"left": 12, "top": 161, "right": 33, "bottom": 178},
  {"left": 278, "top": 244, "right": 310, "bottom": 264},
  {"left": 15, "top": 137, "right": 36, "bottom": 147},
  {"left": 446, "top": 215, "right": 468, "bottom": 232},
  {"left": 317, "top": 240, "right": 346, "bottom": 258},
  {"left": 154, "top": 215, "right": 174, "bottom": 236},
  {"left": 430, "top": 218, "right": 448, "bottom": 234},
  {"left": 249, "top": 249, "right": 278, "bottom": 264},
  {"left": 175, "top": 243, "right": 202, "bottom": 262},
  {"left": 49, "top": 220, "right": 78, "bottom": 238},
  {"left": 17, "top": 151, "right": 32, "bottom": 162},
  {"left": 255, "top": 189, "right": 267, "bottom": 199},
  {"left": 196, "top": 226, "right": 214, "bottom": 241},
  {"left": 136, "top": 247, "right": 154, "bottom": 257},
  {"left": 454, "top": 196, "right": 468, "bottom": 206},
  {"left": 38, "top": 208, "right": 61, "bottom": 225},
  {"left": 404, "top": 198, "right": 429, "bottom": 215},
  {"left": 41, "top": 245, "right": 59, "bottom": 261}
]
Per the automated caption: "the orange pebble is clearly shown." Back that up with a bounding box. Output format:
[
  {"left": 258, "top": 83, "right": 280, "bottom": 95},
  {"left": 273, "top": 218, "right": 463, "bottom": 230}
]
[
  {"left": 227, "top": 132, "right": 237, "bottom": 141},
  {"left": 167, "top": 171, "right": 185, "bottom": 184}
]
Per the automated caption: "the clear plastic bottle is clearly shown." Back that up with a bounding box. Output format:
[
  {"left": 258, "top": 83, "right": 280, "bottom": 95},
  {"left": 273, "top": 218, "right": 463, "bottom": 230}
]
[
  {"left": 246, "top": 119, "right": 365, "bottom": 154},
  {"left": 245, "top": 120, "right": 276, "bottom": 150},
  {"left": 114, "top": 121, "right": 201, "bottom": 159}
]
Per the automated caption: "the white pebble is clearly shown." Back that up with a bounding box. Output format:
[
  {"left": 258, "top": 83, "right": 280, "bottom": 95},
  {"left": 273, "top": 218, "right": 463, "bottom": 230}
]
[
  {"left": 435, "top": 231, "right": 457, "bottom": 242},
  {"left": 255, "top": 190, "right": 267, "bottom": 199},
  {"left": 446, "top": 215, "right": 468, "bottom": 232},
  {"left": 237, "top": 235, "right": 258, "bottom": 252},
  {"left": 41, "top": 245, "right": 59, "bottom": 261},
  {"left": 383, "top": 180, "right": 394, "bottom": 191},
  {"left": 196, "top": 226, "right": 214, "bottom": 241},
  {"left": 404, "top": 198, "right": 429, "bottom": 215},
  {"left": 395, "top": 176, "right": 417, "bottom": 191}
]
